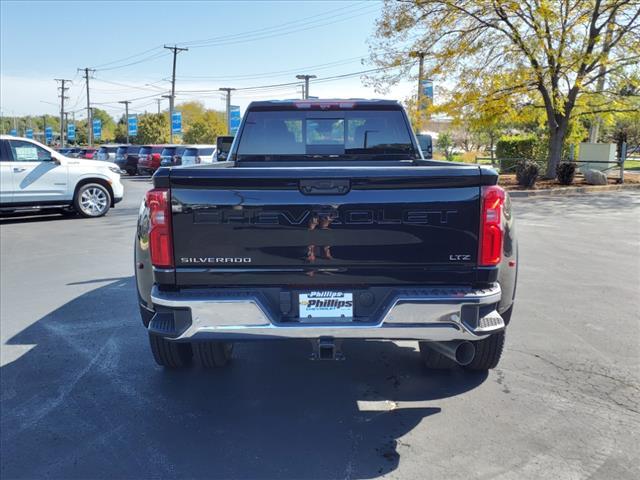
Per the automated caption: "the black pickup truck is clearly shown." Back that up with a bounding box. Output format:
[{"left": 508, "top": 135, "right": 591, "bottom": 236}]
[{"left": 135, "top": 100, "right": 518, "bottom": 372}]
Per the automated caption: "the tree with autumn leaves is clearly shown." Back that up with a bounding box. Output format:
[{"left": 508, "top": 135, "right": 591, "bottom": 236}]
[{"left": 368, "top": 0, "right": 640, "bottom": 177}]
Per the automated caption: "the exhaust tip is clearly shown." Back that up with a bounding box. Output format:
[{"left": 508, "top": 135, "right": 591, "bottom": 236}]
[{"left": 455, "top": 341, "right": 475, "bottom": 366}]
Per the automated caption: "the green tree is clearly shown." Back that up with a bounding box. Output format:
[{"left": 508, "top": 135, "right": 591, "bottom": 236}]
[
  {"left": 183, "top": 120, "right": 214, "bottom": 143},
  {"left": 114, "top": 115, "right": 128, "bottom": 143},
  {"left": 91, "top": 108, "right": 116, "bottom": 142},
  {"left": 183, "top": 111, "right": 227, "bottom": 143},
  {"left": 436, "top": 132, "right": 455, "bottom": 161},
  {"left": 368, "top": 0, "right": 640, "bottom": 177},
  {"left": 137, "top": 114, "right": 169, "bottom": 144}
]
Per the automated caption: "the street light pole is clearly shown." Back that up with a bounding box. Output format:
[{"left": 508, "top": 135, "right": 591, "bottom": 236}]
[{"left": 296, "top": 74, "right": 317, "bottom": 99}]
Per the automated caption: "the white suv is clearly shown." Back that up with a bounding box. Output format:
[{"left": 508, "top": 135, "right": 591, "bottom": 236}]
[{"left": 0, "top": 136, "right": 124, "bottom": 217}]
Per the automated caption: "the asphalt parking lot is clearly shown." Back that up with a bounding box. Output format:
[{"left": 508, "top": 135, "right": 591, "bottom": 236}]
[{"left": 1, "top": 178, "right": 639, "bottom": 480}]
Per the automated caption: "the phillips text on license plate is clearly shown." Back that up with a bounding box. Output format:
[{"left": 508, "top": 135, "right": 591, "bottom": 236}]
[{"left": 299, "top": 291, "right": 353, "bottom": 319}]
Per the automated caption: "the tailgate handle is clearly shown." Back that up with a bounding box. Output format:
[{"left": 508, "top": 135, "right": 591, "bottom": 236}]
[{"left": 299, "top": 179, "right": 351, "bottom": 195}]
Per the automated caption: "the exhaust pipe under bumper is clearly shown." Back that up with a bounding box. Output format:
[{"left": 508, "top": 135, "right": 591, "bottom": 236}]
[{"left": 426, "top": 340, "right": 476, "bottom": 366}]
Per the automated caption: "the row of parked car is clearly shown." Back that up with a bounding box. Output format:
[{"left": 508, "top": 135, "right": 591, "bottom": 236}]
[
  {"left": 58, "top": 146, "right": 98, "bottom": 159},
  {"left": 56, "top": 136, "right": 234, "bottom": 176}
]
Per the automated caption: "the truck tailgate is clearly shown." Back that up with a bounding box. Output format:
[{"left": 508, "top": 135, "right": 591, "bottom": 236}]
[{"left": 168, "top": 166, "right": 490, "bottom": 286}]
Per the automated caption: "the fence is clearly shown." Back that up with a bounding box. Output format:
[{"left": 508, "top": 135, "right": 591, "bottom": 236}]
[{"left": 476, "top": 143, "right": 635, "bottom": 183}]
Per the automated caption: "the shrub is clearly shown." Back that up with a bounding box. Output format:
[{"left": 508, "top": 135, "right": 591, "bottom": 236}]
[
  {"left": 556, "top": 162, "right": 577, "bottom": 185},
  {"left": 496, "top": 135, "right": 537, "bottom": 172},
  {"left": 516, "top": 161, "right": 539, "bottom": 188}
]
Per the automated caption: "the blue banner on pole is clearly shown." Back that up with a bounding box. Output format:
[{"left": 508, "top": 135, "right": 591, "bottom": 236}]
[
  {"left": 25, "top": 128, "right": 33, "bottom": 139},
  {"left": 229, "top": 105, "right": 241, "bottom": 135},
  {"left": 171, "top": 111, "right": 182, "bottom": 135},
  {"left": 9, "top": 128, "right": 17, "bottom": 136},
  {"left": 128, "top": 115, "right": 138, "bottom": 137},
  {"left": 421, "top": 79, "right": 434, "bottom": 101},
  {"left": 67, "top": 123, "right": 76, "bottom": 141},
  {"left": 45, "top": 126, "right": 53, "bottom": 143},
  {"left": 93, "top": 119, "right": 102, "bottom": 140}
]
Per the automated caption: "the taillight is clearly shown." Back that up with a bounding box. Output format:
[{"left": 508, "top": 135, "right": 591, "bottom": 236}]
[
  {"left": 479, "top": 185, "right": 506, "bottom": 266},
  {"left": 146, "top": 188, "right": 173, "bottom": 268}
]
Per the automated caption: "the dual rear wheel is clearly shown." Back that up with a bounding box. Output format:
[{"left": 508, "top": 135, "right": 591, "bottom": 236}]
[{"left": 148, "top": 333, "right": 233, "bottom": 369}]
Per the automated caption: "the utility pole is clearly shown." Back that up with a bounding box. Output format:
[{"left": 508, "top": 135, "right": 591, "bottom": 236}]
[
  {"left": 164, "top": 45, "right": 188, "bottom": 142},
  {"left": 218, "top": 88, "right": 236, "bottom": 135},
  {"left": 156, "top": 98, "right": 162, "bottom": 115},
  {"left": 296, "top": 74, "right": 317, "bottom": 99},
  {"left": 409, "top": 51, "right": 426, "bottom": 131},
  {"left": 78, "top": 68, "right": 95, "bottom": 146},
  {"left": 42, "top": 115, "right": 47, "bottom": 143},
  {"left": 119, "top": 100, "right": 131, "bottom": 143},
  {"left": 64, "top": 113, "right": 70, "bottom": 145},
  {"left": 55, "top": 78, "right": 71, "bottom": 147}
]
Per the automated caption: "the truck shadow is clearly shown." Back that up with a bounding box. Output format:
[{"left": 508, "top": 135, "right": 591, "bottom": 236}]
[{"left": 1, "top": 277, "right": 486, "bottom": 479}]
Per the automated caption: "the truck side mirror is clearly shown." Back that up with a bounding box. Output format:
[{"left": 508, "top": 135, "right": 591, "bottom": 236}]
[{"left": 416, "top": 134, "right": 433, "bottom": 159}]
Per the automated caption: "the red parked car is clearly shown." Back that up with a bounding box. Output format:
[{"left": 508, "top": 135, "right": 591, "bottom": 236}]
[
  {"left": 137, "top": 145, "right": 165, "bottom": 175},
  {"left": 78, "top": 147, "right": 97, "bottom": 159}
]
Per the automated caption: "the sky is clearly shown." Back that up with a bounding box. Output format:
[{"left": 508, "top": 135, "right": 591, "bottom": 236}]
[{"left": 0, "top": 0, "right": 416, "bottom": 120}]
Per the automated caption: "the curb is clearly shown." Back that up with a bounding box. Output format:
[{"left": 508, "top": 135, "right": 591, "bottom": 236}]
[{"left": 507, "top": 183, "right": 640, "bottom": 198}]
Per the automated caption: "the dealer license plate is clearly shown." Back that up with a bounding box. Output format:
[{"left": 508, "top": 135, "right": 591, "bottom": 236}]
[{"left": 299, "top": 291, "right": 353, "bottom": 319}]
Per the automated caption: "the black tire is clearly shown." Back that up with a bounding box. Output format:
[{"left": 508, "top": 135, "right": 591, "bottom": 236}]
[
  {"left": 418, "top": 342, "right": 457, "bottom": 369},
  {"left": 500, "top": 304, "right": 514, "bottom": 325},
  {"left": 193, "top": 341, "right": 233, "bottom": 368},
  {"left": 464, "top": 332, "right": 505, "bottom": 371},
  {"left": 127, "top": 167, "right": 137, "bottom": 176},
  {"left": 74, "top": 183, "right": 111, "bottom": 218},
  {"left": 148, "top": 333, "right": 193, "bottom": 368}
]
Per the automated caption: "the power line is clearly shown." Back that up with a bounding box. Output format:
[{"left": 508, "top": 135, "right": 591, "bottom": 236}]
[
  {"left": 82, "top": 2, "right": 372, "bottom": 73},
  {"left": 174, "top": 62, "right": 413, "bottom": 96},
  {"left": 91, "top": 45, "right": 165, "bottom": 69},
  {"left": 91, "top": 77, "right": 169, "bottom": 92},
  {"left": 91, "top": 91, "right": 170, "bottom": 105},
  {"left": 93, "top": 51, "right": 171, "bottom": 72},
  {"left": 179, "top": 3, "right": 376, "bottom": 49},
  {"left": 176, "top": 55, "right": 366, "bottom": 81}
]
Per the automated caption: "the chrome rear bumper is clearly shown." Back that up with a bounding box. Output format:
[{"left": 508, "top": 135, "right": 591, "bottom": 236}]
[{"left": 150, "top": 285, "right": 505, "bottom": 342}]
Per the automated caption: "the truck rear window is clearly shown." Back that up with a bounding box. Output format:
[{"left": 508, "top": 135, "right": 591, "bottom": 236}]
[{"left": 236, "top": 110, "right": 415, "bottom": 161}]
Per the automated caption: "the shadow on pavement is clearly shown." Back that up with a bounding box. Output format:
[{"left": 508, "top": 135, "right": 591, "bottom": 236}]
[
  {"left": 1, "top": 277, "right": 487, "bottom": 479},
  {"left": 512, "top": 190, "right": 639, "bottom": 219},
  {"left": 0, "top": 211, "right": 72, "bottom": 224}
]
